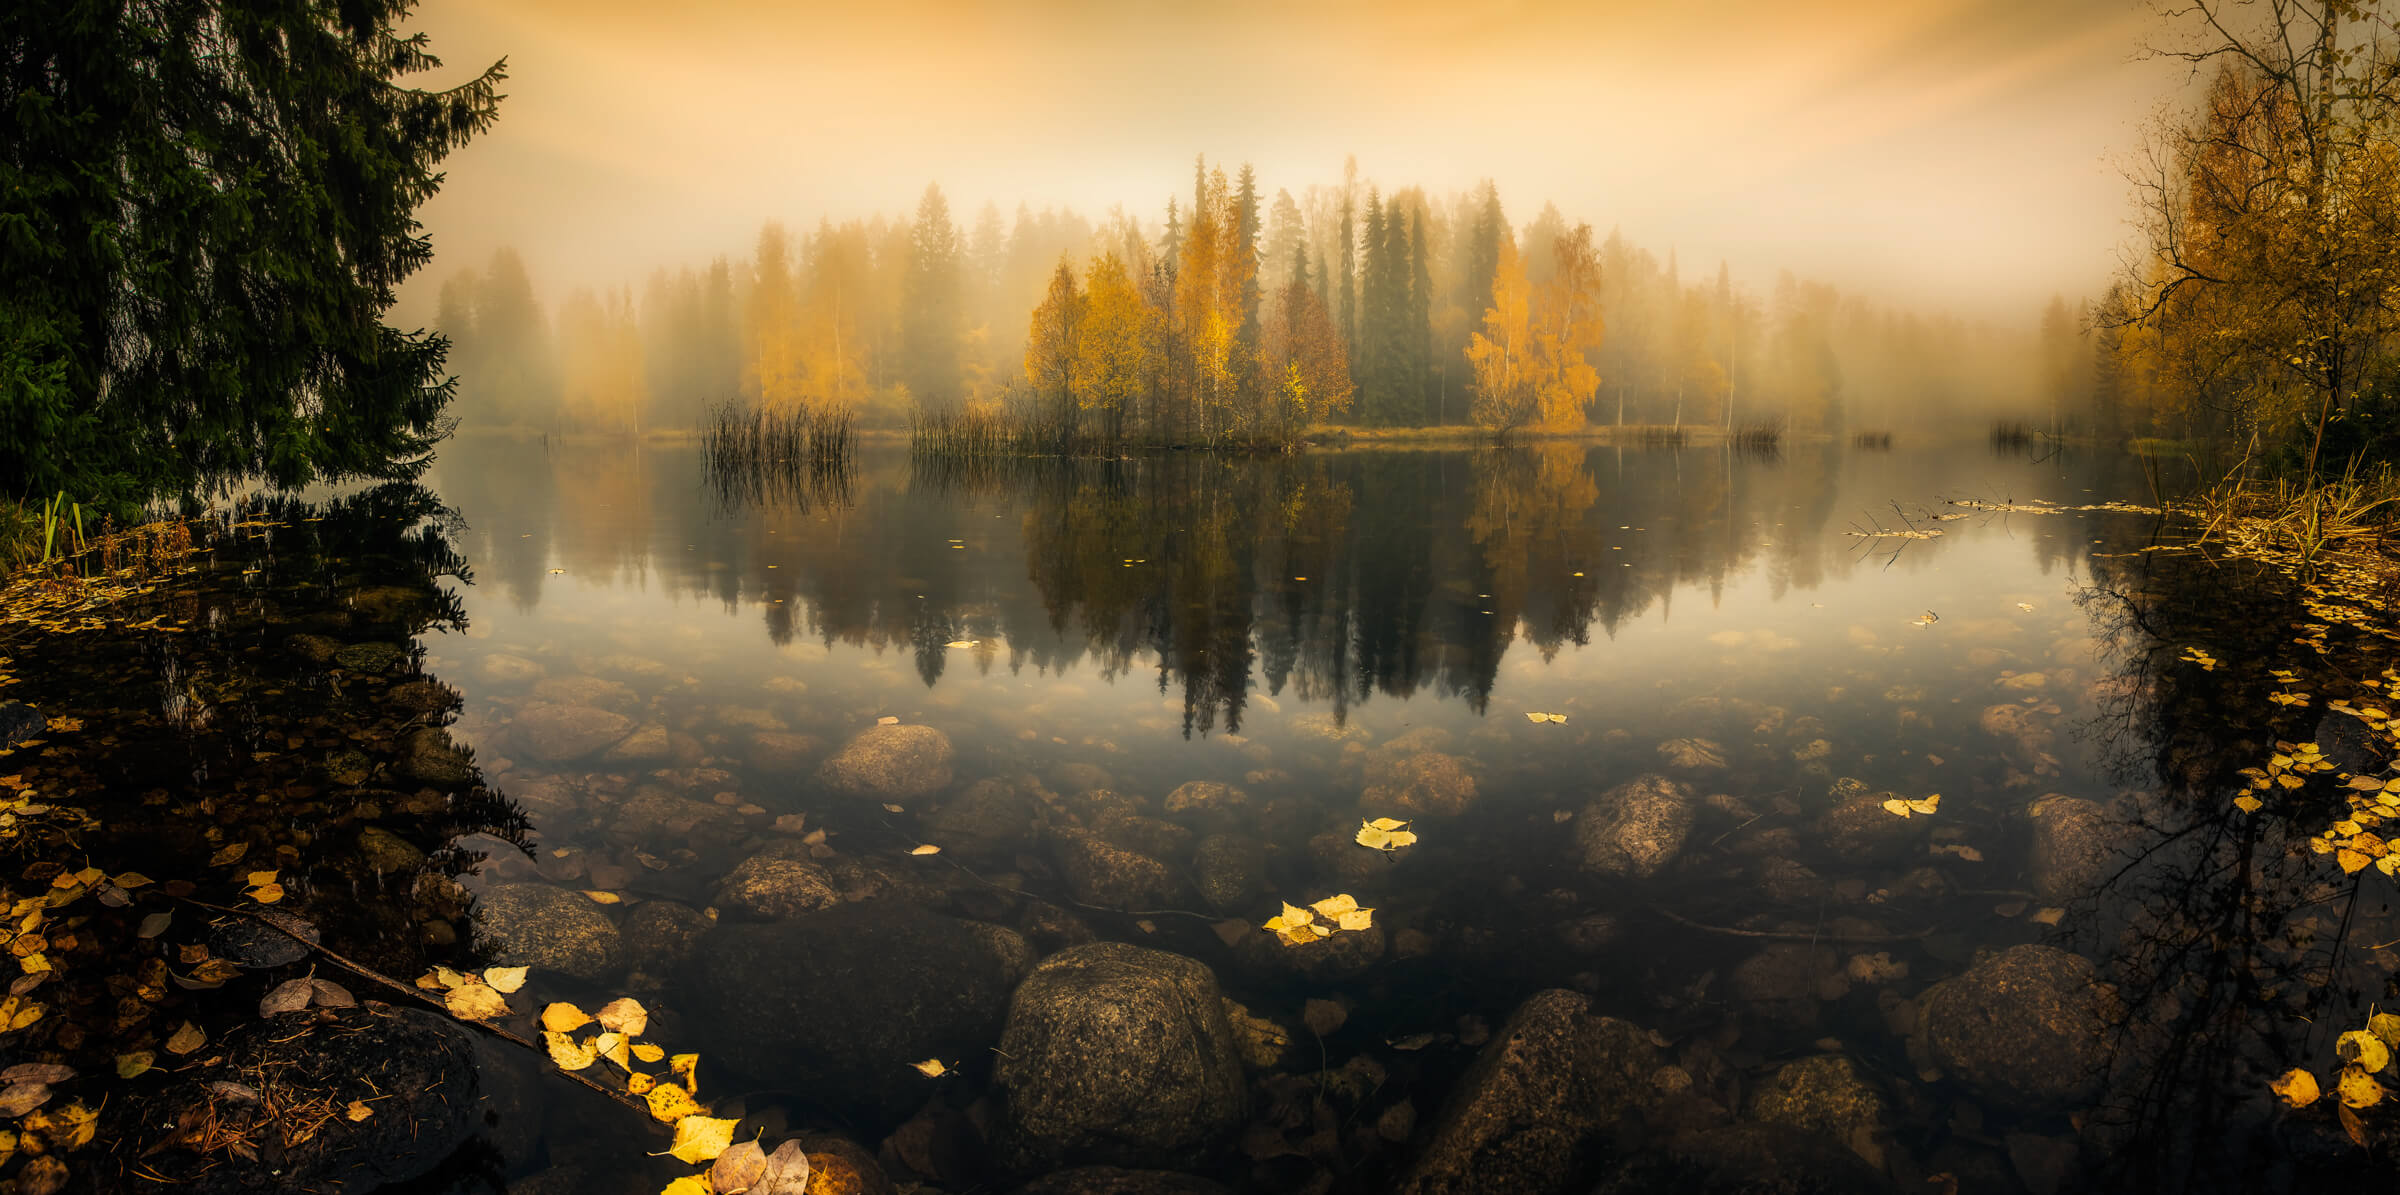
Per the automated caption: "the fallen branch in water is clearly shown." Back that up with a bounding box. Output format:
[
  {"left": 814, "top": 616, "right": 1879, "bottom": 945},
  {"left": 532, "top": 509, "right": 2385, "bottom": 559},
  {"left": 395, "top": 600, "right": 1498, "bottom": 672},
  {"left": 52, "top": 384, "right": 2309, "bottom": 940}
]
[{"left": 1646, "top": 904, "right": 1936, "bottom": 943}]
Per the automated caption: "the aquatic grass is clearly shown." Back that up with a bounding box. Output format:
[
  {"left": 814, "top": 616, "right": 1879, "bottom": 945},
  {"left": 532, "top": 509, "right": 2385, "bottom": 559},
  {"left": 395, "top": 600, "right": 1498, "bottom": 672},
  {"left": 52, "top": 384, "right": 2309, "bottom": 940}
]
[
  {"left": 1732, "top": 419, "right": 1783, "bottom": 458},
  {"left": 1991, "top": 420, "right": 2037, "bottom": 451},
  {"left": 1852, "top": 431, "right": 1894, "bottom": 450},
  {"left": 702, "top": 401, "right": 856, "bottom": 511}
]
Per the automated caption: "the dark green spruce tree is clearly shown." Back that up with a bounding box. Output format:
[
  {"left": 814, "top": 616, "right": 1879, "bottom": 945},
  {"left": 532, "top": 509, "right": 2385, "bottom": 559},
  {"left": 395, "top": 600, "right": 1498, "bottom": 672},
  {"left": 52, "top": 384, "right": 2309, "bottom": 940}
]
[
  {"left": 1408, "top": 205, "right": 1432, "bottom": 423},
  {"left": 1, "top": 0, "right": 505, "bottom": 511}
]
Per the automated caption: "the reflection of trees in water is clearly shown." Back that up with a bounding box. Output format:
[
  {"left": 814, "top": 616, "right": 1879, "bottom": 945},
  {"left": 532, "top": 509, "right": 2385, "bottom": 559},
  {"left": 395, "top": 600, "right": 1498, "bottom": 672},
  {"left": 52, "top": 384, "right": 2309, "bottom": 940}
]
[
  {"left": 443, "top": 441, "right": 1866, "bottom": 730},
  {"left": 2068, "top": 539, "right": 2398, "bottom": 1190}
]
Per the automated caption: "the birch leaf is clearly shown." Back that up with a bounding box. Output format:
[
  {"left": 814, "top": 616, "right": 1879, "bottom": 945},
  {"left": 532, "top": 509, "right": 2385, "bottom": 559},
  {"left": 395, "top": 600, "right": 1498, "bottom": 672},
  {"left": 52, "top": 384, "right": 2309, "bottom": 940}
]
[{"left": 665, "top": 1114, "right": 740, "bottom": 1164}]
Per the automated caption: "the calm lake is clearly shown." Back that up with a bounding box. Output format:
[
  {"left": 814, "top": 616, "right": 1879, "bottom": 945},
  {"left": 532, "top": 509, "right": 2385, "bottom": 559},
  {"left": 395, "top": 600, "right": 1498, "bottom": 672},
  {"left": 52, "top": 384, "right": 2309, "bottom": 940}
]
[{"left": 36, "top": 434, "right": 2396, "bottom": 1193}]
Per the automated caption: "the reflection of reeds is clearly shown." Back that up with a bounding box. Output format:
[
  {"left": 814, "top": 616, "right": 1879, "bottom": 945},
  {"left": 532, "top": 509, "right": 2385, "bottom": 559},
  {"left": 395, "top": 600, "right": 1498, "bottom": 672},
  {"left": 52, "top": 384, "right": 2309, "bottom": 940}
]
[
  {"left": 1852, "top": 431, "right": 1894, "bottom": 450},
  {"left": 1991, "top": 420, "right": 2036, "bottom": 450},
  {"left": 1732, "top": 419, "right": 1783, "bottom": 459},
  {"left": 1634, "top": 425, "right": 1689, "bottom": 448},
  {"left": 702, "top": 401, "right": 856, "bottom": 511}
]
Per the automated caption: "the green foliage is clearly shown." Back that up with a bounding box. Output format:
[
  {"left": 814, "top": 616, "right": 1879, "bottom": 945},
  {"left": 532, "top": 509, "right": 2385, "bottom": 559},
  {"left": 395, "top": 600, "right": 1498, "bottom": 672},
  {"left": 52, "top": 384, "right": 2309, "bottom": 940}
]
[{"left": 1, "top": 0, "right": 502, "bottom": 515}]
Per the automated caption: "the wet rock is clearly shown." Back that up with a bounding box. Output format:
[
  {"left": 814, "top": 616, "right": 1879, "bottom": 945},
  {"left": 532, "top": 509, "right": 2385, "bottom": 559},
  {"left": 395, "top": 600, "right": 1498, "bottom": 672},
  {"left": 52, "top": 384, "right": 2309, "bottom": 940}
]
[
  {"left": 715, "top": 854, "right": 840, "bottom": 920},
  {"left": 387, "top": 679, "right": 457, "bottom": 715},
  {"left": 348, "top": 584, "right": 431, "bottom": 625},
  {"left": 1747, "top": 1055, "right": 1891, "bottom": 1165},
  {"left": 1555, "top": 912, "right": 1622, "bottom": 954},
  {"left": 624, "top": 899, "right": 713, "bottom": 974},
  {"left": 479, "top": 652, "right": 543, "bottom": 683},
  {"left": 819, "top": 723, "right": 956, "bottom": 801},
  {"left": 589, "top": 652, "right": 668, "bottom": 679},
  {"left": 1812, "top": 779, "right": 1924, "bottom": 860},
  {"left": 1730, "top": 944, "right": 1849, "bottom": 1027},
  {"left": 1918, "top": 944, "right": 2111, "bottom": 1113},
  {"left": 333, "top": 640, "right": 407, "bottom": 673},
  {"left": 1753, "top": 857, "right": 1828, "bottom": 904},
  {"left": 597, "top": 723, "right": 669, "bottom": 764},
  {"left": 1590, "top": 1122, "right": 1893, "bottom": 1195},
  {"left": 1979, "top": 702, "right": 2056, "bottom": 762},
  {"left": 1291, "top": 712, "right": 1370, "bottom": 742},
  {"left": 1657, "top": 737, "right": 1729, "bottom": 772},
  {"left": 1091, "top": 807, "right": 1196, "bottom": 861},
  {"left": 1575, "top": 774, "right": 1696, "bottom": 880},
  {"left": 207, "top": 907, "right": 319, "bottom": 968},
  {"left": 691, "top": 903, "right": 1020, "bottom": 1119},
  {"left": 1013, "top": 1168, "right": 1234, "bottom": 1194},
  {"left": 748, "top": 730, "right": 823, "bottom": 774},
  {"left": 2026, "top": 794, "right": 2120, "bottom": 903},
  {"left": 926, "top": 778, "right": 1048, "bottom": 857},
  {"left": 1192, "top": 834, "right": 1265, "bottom": 915},
  {"left": 511, "top": 703, "right": 634, "bottom": 762},
  {"left": 1394, "top": 989, "right": 1662, "bottom": 1195},
  {"left": 793, "top": 1132, "right": 900, "bottom": 1195},
  {"left": 473, "top": 883, "right": 624, "bottom": 981},
  {"left": 1362, "top": 751, "right": 1479, "bottom": 818},
  {"left": 994, "top": 943, "right": 1247, "bottom": 1171},
  {"left": 1163, "top": 780, "right": 1247, "bottom": 816},
  {"left": 714, "top": 704, "right": 788, "bottom": 732},
  {"left": 1051, "top": 762, "right": 1115, "bottom": 793},
  {"left": 398, "top": 727, "right": 476, "bottom": 789},
  {"left": 608, "top": 787, "right": 742, "bottom": 842},
  {"left": 1309, "top": 830, "right": 1385, "bottom": 889},
  {"left": 286, "top": 633, "right": 342, "bottom": 665},
  {"left": 96, "top": 1005, "right": 479, "bottom": 1195},
  {"left": 1220, "top": 997, "right": 1295, "bottom": 1070},
  {"left": 2312, "top": 708, "right": 2385, "bottom": 777},
  {"left": 1231, "top": 922, "right": 1387, "bottom": 982},
  {"left": 357, "top": 826, "right": 424, "bottom": 875},
  {"left": 1052, "top": 826, "right": 1183, "bottom": 910},
  {"left": 531, "top": 674, "right": 638, "bottom": 710}
]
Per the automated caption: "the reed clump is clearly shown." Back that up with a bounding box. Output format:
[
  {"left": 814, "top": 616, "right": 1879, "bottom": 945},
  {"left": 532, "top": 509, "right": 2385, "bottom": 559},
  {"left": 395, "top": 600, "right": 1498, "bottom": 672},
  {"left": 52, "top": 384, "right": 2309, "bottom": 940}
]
[
  {"left": 1852, "top": 430, "right": 1893, "bottom": 450},
  {"left": 702, "top": 401, "right": 856, "bottom": 509}
]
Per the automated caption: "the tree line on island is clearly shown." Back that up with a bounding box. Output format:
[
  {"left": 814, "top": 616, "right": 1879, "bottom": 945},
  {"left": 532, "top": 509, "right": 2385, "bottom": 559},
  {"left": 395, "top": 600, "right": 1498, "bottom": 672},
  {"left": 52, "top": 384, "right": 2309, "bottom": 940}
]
[{"left": 432, "top": 157, "right": 2053, "bottom": 450}]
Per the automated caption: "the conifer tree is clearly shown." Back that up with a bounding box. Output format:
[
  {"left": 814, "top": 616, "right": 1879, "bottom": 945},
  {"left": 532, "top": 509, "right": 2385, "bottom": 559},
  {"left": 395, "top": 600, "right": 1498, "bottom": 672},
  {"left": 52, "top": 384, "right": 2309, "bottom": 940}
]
[
  {"left": 901, "top": 183, "right": 964, "bottom": 408},
  {"left": 1, "top": 0, "right": 505, "bottom": 508},
  {"left": 1409, "top": 208, "right": 1433, "bottom": 423}
]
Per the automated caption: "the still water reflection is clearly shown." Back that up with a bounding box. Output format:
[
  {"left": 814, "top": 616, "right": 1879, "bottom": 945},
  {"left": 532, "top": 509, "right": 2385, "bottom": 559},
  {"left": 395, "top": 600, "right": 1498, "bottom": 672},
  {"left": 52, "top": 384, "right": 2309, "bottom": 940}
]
[{"left": 365, "top": 436, "right": 2394, "bottom": 1193}]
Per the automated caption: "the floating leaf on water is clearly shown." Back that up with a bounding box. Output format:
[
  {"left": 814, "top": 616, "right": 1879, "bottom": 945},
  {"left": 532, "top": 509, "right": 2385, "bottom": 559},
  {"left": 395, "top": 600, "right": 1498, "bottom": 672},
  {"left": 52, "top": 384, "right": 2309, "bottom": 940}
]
[
  {"left": 444, "top": 982, "right": 510, "bottom": 1021},
  {"left": 164, "top": 1021, "right": 205, "bottom": 1056},
  {"left": 711, "top": 1139, "right": 770, "bottom": 1194},
  {"left": 910, "top": 1058, "right": 951, "bottom": 1078},
  {"left": 671, "top": 1053, "right": 699, "bottom": 1091},
  {"left": 2370, "top": 1012, "right": 2400, "bottom": 1047},
  {"left": 2338, "top": 848, "right": 2372, "bottom": 875},
  {"left": 943, "top": 640, "right": 977, "bottom": 649},
  {"left": 664, "top": 1114, "right": 740, "bottom": 1164},
  {"left": 596, "top": 997, "right": 650, "bottom": 1036},
  {"left": 2272, "top": 1067, "right": 2322, "bottom": 1108},
  {"left": 581, "top": 890, "right": 622, "bottom": 904},
  {"left": 661, "top": 1178, "right": 712, "bottom": 1195},
  {"left": 1310, "top": 894, "right": 1359, "bottom": 919},
  {"left": 541, "top": 1002, "right": 593, "bottom": 1033},
  {"left": 645, "top": 1081, "right": 704, "bottom": 1123},
  {"left": 310, "top": 978, "right": 356, "bottom": 1008},
  {"left": 2338, "top": 1030, "right": 2392, "bottom": 1074},
  {"left": 1882, "top": 794, "right": 1941, "bottom": 818},
  {"left": 632, "top": 1042, "right": 665, "bottom": 1064},
  {"left": 345, "top": 1100, "right": 374, "bottom": 1122},
  {"left": 909, "top": 844, "right": 941, "bottom": 856},
  {"left": 2030, "top": 907, "right": 2066, "bottom": 926},
  {"left": 136, "top": 911, "right": 171, "bottom": 939},
  {"left": 876, "top": 716, "right": 899, "bottom": 726},
  {"left": 2337, "top": 1065, "right": 2386, "bottom": 1108},
  {"left": 627, "top": 1072, "right": 657, "bottom": 1095},
  {"left": 483, "top": 966, "right": 530, "bottom": 994},
  {"left": 114, "top": 1052, "right": 154, "bottom": 1079},
  {"left": 0, "top": 1065, "right": 69, "bottom": 1088},
  {"left": 1337, "top": 908, "right": 1375, "bottom": 932},
  {"left": 595, "top": 1031, "right": 632, "bottom": 1071},
  {"left": 0, "top": 1083, "right": 49, "bottom": 1118},
  {"left": 544, "top": 1030, "right": 597, "bottom": 1071},
  {"left": 2234, "top": 795, "right": 2264, "bottom": 813},
  {"left": 249, "top": 883, "right": 284, "bottom": 904},
  {"left": 2016, "top": 602, "right": 2036, "bottom": 612},
  {"left": 418, "top": 965, "right": 468, "bottom": 991},
  {"left": 259, "top": 978, "right": 315, "bottom": 1016},
  {"left": 208, "top": 842, "right": 248, "bottom": 867},
  {"left": 753, "top": 1140, "right": 814, "bottom": 1194},
  {"left": 1355, "top": 818, "right": 1418, "bottom": 851}
]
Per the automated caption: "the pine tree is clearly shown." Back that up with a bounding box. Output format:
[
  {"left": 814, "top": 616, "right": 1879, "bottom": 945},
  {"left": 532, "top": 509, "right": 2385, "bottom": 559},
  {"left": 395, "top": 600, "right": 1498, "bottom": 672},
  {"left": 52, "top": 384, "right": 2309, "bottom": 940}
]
[
  {"left": 1409, "top": 207, "right": 1433, "bottom": 423},
  {"left": 1, "top": 0, "right": 505, "bottom": 508},
  {"left": 901, "top": 183, "right": 964, "bottom": 408},
  {"left": 1233, "top": 164, "right": 1264, "bottom": 411},
  {"left": 1337, "top": 195, "right": 1357, "bottom": 369}
]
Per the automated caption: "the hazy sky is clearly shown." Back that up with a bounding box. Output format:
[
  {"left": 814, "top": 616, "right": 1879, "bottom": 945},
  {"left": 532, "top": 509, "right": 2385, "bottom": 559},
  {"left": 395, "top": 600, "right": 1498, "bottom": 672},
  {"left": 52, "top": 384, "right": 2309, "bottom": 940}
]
[{"left": 398, "top": 0, "right": 2183, "bottom": 324}]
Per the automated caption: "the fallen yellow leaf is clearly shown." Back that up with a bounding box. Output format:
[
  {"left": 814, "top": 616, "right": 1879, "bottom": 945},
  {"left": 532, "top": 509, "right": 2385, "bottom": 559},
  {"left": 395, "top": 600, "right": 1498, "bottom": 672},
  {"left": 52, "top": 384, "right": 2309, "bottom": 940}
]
[
  {"left": 483, "top": 966, "right": 530, "bottom": 994},
  {"left": 910, "top": 1058, "right": 950, "bottom": 1077},
  {"left": 2272, "top": 1067, "right": 2322, "bottom": 1108},
  {"left": 444, "top": 982, "right": 510, "bottom": 1021},
  {"left": 645, "top": 1081, "right": 703, "bottom": 1124},
  {"left": 596, "top": 997, "right": 649, "bottom": 1036},
  {"left": 664, "top": 1114, "right": 739, "bottom": 1164},
  {"left": 540, "top": 1002, "right": 593, "bottom": 1033},
  {"left": 544, "top": 1030, "right": 597, "bottom": 1071}
]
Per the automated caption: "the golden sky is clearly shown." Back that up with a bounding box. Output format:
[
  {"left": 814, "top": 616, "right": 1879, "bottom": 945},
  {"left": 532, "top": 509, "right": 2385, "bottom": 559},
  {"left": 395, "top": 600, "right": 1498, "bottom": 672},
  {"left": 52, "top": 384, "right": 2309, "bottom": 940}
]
[{"left": 399, "top": 0, "right": 2179, "bottom": 321}]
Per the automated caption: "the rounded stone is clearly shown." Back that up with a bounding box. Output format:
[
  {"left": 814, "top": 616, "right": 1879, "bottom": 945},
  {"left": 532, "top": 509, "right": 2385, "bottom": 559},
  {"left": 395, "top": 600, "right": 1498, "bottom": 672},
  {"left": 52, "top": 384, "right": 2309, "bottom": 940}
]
[
  {"left": 1918, "top": 944, "right": 2111, "bottom": 1113},
  {"left": 472, "top": 883, "right": 624, "bottom": 982},
  {"left": 818, "top": 724, "right": 957, "bottom": 801}
]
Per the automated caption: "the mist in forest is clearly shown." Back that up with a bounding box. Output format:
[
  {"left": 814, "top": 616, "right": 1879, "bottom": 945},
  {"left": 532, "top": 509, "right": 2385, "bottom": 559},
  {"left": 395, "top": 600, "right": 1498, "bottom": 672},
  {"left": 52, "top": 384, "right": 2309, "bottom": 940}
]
[{"left": 397, "top": 0, "right": 2178, "bottom": 438}]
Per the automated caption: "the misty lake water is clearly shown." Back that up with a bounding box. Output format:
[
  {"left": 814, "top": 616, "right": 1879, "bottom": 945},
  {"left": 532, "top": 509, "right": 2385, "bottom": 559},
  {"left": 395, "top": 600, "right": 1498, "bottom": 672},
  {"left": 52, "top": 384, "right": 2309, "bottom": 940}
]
[{"left": 32, "top": 435, "right": 2399, "bottom": 1194}]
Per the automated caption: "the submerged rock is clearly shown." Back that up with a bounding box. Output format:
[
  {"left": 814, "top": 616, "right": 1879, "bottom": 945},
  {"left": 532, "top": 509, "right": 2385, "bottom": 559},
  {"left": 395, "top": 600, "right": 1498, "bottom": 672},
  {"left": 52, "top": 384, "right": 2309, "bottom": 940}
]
[
  {"left": 1362, "top": 751, "right": 1479, "bottom": 817},
  {"left": 398, "top": 727, "right": 476, "bottom": 789},
  {"left": 1394, "top": 988, "right": 1662, "bottom": 1195},
  {"left": 1812, "top": 779, "right": 1925, "bottom": 859},
  {"left": 691, "top": 903, "right": 1019, "bottom": 1119},
  {"left": 624, "top": 899, "right": 713, "bottom": 974},
  {"left": 1747, "top": 1055, "right": 1891, "bottom": 1165},
  {"left": 1052, "top": 826, "right": 1183, "bottom": 910},
  {"left": 714, "top": 854, "right": 840, "bottom": 920},
  {"left": 1163, "top": 780, "right": 1247, "bottom": 816},
  {"left": 926, "top": 778, "right": 1048, "bottom": 857},
  {"left": 96, "top": 1006, "right": 478, "bottom": 1195},
  {"left": 1575, "top": 774, "right": 1696, "bottom": 879},
  {"left": 333, "top": 640, "right": 407, "bottom": 674},
  {"left": 510, "top": 702, "right": 633, "bottom": 762},
  {"left": 1918, "top": 944, "right": 2111, "bottom": 1113},
  {"left": 2026, "top": 794, "right": 2121, "bottom": 903},
  {"left": 819, "top": 723, "right": 956, "bottom": 801},
  {"left": 1591, "top": 1122, "right": 1893, "bottom": 1195},
  {"left": 1657, "top": 737, "right": 1729, "bottom": 772},
  {"left": 994, "top": 943, "right": 1247, "bottom": 1172},
  {"left": 530, "top": 674, "right": 638, "bottom": 710},
  {"left": 601, "top": 723, "right": 671, "bottom": 763},
  {"left": 473, "top": 883, "right": 624, "bottom": 981},
  {"left": 1191, "top": 834, "right": 1265, "bottom": 915}
]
